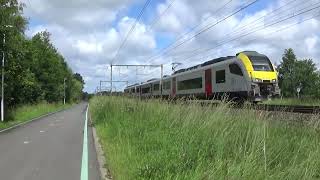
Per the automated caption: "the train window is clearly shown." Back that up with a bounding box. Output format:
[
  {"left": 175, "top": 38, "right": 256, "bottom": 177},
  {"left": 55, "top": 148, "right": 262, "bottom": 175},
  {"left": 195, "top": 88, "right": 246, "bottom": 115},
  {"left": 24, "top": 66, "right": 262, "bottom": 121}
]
[
  {"left": 178, "top": 77, "right": 202, "bottom": 90},
  {"left": 142, "top": 87, "right": 151, "bottom": 94},
  {"left": 163, "top": 81, "right": 171, "bottom": 90},
  {"left": 153, "top": 83, "right": 160, "bottom": 91},
  {"left": 216, "top": 70, "right": 225, "bottom": 83},
  {"left": 229, "top": 63, "right": 243, "bottom": 76},
  {"left": 248, "top": 56, "right": 274, "bottom": 72},
  {"left": 137, "top": 87, "right": 140, "bottom": 93}
]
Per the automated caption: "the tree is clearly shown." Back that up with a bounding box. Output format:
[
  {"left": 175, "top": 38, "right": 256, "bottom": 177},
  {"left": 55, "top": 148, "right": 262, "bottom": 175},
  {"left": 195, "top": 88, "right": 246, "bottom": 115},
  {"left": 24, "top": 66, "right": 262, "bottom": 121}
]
[
  {"left": 277, "top": 48, "right": 319, "bottom": 98},
  {"left": 0, "top": 1, "right": 86, "bottom": 119},
  {"left": 316, "top": 72, "right": 320, "bottom": 98},
  {"left": 293, "top": 59, "right": 318, "bottom": 97},
  {"left": 73, "top": 73, "right": 85, "bottom": 85},
  {"left": 277, "top": 48, "right": 297, "bottom": 97}
]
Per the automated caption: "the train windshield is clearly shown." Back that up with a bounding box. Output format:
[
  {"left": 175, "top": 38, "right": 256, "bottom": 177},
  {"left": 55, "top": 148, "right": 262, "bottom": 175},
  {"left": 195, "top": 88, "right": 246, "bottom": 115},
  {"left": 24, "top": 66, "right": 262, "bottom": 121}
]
[{"left": 249, "top": 56, "right": 274, "bottom": 72}]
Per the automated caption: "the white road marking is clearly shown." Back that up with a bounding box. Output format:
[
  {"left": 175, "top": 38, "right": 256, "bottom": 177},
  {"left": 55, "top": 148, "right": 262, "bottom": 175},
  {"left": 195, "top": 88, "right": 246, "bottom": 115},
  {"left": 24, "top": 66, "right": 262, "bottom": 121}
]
[
  {"left": 24, "top": 141, "right": 29, "bottom": 144},
  {"left": 81, "top": 104, "right": 89, "bottom": 180},
  {"left": 40, "top": 130, "right": 45, "bottom": 133}
]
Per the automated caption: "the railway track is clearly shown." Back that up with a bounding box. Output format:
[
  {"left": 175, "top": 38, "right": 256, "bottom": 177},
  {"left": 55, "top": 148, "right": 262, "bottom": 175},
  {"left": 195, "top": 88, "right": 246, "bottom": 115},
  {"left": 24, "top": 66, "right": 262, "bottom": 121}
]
[{"left": 254, "top": 104, "right": 320, "bottom": 114}]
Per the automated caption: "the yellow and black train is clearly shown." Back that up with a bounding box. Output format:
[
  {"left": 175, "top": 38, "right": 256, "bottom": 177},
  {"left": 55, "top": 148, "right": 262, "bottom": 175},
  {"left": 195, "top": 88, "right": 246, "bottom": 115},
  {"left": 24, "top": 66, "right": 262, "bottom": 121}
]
[{"left": 124, "top": 51, "right": 280, "bottom": 102}]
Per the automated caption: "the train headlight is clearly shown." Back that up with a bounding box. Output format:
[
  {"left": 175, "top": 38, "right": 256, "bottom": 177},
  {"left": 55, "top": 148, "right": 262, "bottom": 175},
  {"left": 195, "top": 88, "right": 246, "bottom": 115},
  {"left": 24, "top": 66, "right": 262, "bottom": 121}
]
[
  {"left": 252, "top": 78, "right": 262, "bottom": 83},
  {"left": 272, "top": 79, "right": 277, "bottom": 83}
]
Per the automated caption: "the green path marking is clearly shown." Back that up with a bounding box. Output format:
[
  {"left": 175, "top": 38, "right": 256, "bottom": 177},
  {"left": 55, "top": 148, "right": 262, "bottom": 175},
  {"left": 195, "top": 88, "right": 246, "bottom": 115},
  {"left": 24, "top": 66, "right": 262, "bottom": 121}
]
[{"left": 81, "top": 104, "right": 89, "bottom": 180}]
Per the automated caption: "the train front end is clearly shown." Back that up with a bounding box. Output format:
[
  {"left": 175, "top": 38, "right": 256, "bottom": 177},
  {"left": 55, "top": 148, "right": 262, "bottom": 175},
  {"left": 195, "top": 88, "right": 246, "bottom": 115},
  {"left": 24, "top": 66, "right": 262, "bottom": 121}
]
[{"left": 237, "top": 51, "right": 280, "bottom": 102}]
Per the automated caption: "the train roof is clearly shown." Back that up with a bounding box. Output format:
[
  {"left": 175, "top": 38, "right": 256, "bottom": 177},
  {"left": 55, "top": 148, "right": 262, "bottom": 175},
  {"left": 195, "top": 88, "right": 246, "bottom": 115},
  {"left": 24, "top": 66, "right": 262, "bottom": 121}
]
[
  {"left": 147, "top": 78, "right": 159, "bottom": 82},
  {"left": 125, "top": 83, "right": 139, "bottom": 89},
  {"left": 173, "top": 56, "right": 235, "bottom": 75},
  {"left": 125, "top": 51, "right": 266, "bottom": 89},
  {"left": 236, "top": 51, "right": 266, "bottom": 57}
]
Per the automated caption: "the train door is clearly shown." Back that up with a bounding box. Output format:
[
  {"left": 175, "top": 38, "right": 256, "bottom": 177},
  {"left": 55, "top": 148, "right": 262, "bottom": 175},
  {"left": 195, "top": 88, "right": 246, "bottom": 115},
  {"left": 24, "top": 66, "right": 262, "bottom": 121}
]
[
  {"left": 205, "top": 69, "right": 212, "bottom": 98},
  {"left": 171, "top": 77, "right": 176, "bottom": 97}
]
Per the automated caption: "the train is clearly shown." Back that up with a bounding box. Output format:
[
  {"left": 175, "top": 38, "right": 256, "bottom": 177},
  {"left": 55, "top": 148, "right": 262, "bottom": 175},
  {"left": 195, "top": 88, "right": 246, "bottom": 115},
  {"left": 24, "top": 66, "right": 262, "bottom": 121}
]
[{"left": 124, "top": 51, "right": 280, "bottom": 103}]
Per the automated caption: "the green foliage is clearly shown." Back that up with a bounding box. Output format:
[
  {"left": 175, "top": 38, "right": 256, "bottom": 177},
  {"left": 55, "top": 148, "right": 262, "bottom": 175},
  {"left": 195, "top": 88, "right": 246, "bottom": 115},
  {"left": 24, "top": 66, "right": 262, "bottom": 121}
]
[
  {"left": 90, "top": 97, "right": 320, "bottom": 179},
  {"left": 277, "top": 48, "right": 320, "bottom": 98},
  {"left": 0, "top": 1, "right": 85, "bottom": 119}
]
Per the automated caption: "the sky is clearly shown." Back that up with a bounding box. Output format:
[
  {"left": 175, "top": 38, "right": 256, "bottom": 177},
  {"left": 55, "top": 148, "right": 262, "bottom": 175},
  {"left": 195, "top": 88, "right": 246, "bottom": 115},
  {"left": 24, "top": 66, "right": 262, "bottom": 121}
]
[{"left": 19, "top": 0, "right": 320, "bottom": 93}]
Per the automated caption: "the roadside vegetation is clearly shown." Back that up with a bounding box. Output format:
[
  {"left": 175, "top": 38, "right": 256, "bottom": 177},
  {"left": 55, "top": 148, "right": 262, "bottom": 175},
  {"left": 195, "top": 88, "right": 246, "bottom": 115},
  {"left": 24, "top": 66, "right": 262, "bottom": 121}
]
[
  {"left": 0, "top": 102, "right": 71, "bottom": 130},
  {"left": 90, "top": 96, "right": 320, "bottom": 180}
]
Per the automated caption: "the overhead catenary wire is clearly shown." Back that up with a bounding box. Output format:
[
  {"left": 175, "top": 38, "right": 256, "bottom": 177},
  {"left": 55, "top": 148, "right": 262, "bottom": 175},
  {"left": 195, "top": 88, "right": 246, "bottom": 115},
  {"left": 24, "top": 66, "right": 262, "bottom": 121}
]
[
  {"left": 120, "top": 0, "right": 319, "bottom": 88},
  {"left": 179, "top": 2, "right": 320, "bottom": 64},
  {"left": 167, "top": 0, "right": 308, "bottom": 62},
  {"left": 160, "top": 0, "right": 304, "bottom": 60},
  {"left": 171, "top": 0, "right": 319, "bottom": 63},
  {"left": 220, "top": 0, "right": 304, "bottom": 42},
  {"left": 147, "top": 11, "right": 319, "bottom": 79},
  {"left": 199, "top": 11, "right": 320, "bottom": 62},
  {"left": 110, "top": 0, "right": 177, "bottom": 87},
  {"left": 111, "top": 0, "right": 152, "bottom": 64},
  {"left": 202, "top": 2, "right": 320, "bottom": 58},
  {"left": 145, "top": 0, "right": 259, "bottom": 63},
  {"left": 233, "top": 12, "right": 320, "bottom": 51},
  {"left": 146, "top": 0, "right": 235, "bottom": 62},
  {"left": 119, "top": 0, "right": 243, "bottom": 85},
  {"left": 149, "top": 0, "right": 177, "bottom": 29}
]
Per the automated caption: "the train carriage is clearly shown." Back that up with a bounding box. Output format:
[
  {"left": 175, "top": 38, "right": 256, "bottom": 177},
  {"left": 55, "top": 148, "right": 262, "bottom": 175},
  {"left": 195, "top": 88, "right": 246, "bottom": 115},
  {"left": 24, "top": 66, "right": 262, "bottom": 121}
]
[
  {"left": 161, "top": 76, "right": 171, "bottom": 96},
  {"left": 124, "top": 51, "right": 280, "bottom": 103}
]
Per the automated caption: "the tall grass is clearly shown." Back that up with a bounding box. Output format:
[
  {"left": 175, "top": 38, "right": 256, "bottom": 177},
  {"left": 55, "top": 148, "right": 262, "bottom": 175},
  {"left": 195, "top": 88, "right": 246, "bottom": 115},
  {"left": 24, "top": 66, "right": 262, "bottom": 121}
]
[
  {"left": 90, "top": 96, "right": 320, "bottom": 179},
  {"left": 0, "top": 102, "right": 71, "bottom": 130}
]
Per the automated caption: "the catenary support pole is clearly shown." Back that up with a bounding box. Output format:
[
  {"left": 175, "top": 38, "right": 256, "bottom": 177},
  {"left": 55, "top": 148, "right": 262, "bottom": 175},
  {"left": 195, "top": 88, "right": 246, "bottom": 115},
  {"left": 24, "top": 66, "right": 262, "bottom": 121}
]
[
  {"left": 99, "top": 81, "right": 102, "bottom": 96},
  {"left": 110, "top": 64, "right": 113, "bottom": 95},
  {"left": 160, "top": 64, "right": 163, "bottom": 98},
  {"left": 1, "top": 33, "right": 5, "bottom": 122},
  {"left": 63, "top": 78, "right": 66, "bottom": 105}
]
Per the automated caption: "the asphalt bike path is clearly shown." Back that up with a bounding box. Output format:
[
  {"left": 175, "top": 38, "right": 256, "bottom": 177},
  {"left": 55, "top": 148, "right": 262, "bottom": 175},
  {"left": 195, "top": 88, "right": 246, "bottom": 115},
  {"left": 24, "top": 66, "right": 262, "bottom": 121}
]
[{"left": 0, "top": 103, "right": 100, "bottom": 180}]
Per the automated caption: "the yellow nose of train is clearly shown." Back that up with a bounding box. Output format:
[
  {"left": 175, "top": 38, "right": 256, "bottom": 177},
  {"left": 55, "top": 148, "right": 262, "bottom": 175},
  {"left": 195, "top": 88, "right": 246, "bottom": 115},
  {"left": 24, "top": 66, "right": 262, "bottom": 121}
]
[{"left": 237, "top": 51, "right": 278, "bottom": 83}]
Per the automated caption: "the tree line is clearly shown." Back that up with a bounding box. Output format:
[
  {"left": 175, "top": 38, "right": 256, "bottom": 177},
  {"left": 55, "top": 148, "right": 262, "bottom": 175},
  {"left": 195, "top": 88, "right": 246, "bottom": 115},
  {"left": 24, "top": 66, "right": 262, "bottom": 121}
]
[
  {"left": 277, "top": 48, "right": 320, "bottom": 98},
  {"left": 1, "top": 0, "right": 85, "bottom": 115}
]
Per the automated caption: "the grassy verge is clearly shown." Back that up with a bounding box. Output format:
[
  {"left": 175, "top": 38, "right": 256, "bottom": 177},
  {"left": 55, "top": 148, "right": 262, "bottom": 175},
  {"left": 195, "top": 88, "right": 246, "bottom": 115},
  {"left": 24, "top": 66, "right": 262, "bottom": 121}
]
[
  {"left": 0, "top": 102, "right": 72, "bottom": 130},
  {"left": 263, "top": 98, "right": 320, "bottom": 106},
  {"left": 90, "top": 96, "right": 320, "bottom": 179}
]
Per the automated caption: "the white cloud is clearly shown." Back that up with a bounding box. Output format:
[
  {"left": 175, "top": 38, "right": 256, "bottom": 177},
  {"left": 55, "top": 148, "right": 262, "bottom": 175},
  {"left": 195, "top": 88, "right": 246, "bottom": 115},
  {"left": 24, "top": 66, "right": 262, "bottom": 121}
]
[{"left": 25, "top": 13, "right": 157, "bottom": 92}]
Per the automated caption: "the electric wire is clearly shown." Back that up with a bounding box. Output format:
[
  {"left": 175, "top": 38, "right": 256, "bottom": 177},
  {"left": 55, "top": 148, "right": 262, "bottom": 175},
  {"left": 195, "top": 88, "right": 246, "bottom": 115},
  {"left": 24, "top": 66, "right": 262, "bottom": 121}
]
[
  {"left": 180, "top": 2, "right": 320, "bottom": 65},
  {"left": 145, "top": 0, "right": 259, "bottom": 63},
  {"left": 160, "top": 0, "right": 307, "bottom": 62},
  {"left": 160, "top": 0, "right": 302, "bottom": 59},
  {"left": 169, "top": 0, "right": 318, "bottom": 64},
  {"left": 149, "top": 0, "right": 177, "bottom": 29},
  {"left": 111, "top": 0, "right": 152, "bottom": 64},
  {"left": 146, "top": 0, "right": 234, "bottom": 62}
]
